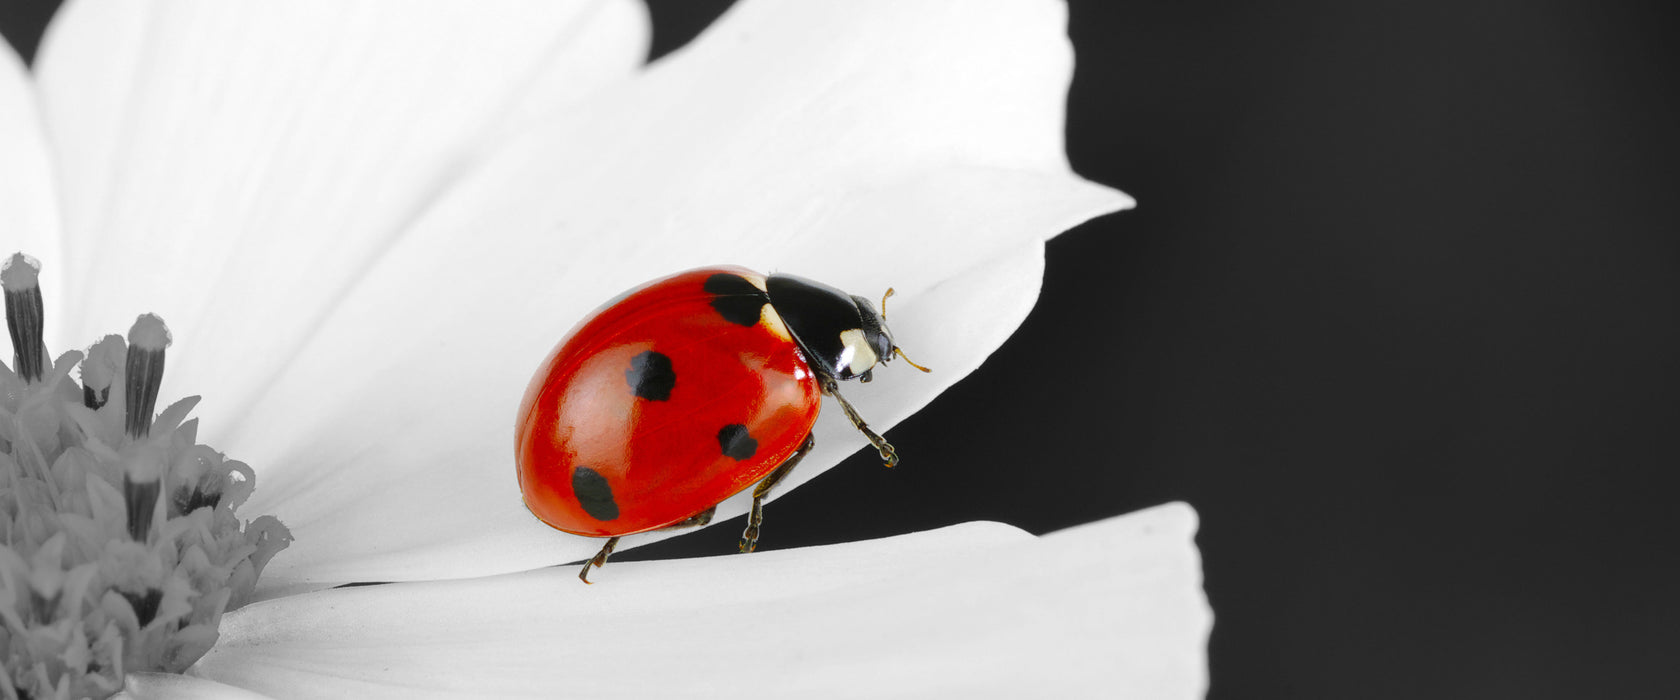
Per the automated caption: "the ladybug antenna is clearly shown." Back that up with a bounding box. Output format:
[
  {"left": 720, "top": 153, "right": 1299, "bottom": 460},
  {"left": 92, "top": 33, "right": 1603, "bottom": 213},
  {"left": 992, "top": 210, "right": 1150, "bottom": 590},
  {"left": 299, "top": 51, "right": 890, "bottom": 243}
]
[
  {"left": 878, "top": 287, "right": 931, "bottom": 372},
  {"left": 893, "top": 346, "right": 932, "bottom": 373}
]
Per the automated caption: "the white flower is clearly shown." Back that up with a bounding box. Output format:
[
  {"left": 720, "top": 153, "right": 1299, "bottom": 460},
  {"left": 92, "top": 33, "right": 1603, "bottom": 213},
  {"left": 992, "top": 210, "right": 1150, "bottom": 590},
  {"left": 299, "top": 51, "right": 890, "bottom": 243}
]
[{"left": 1, "top": 0, "right": 1209, "bottom": 697}]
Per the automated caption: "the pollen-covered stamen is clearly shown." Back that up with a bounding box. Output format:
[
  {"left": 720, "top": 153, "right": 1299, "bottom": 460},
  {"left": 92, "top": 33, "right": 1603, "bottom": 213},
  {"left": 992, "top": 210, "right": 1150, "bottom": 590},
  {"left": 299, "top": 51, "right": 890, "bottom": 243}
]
[
  {"left": 82, "top": 334, "right": 124, "bottom": 409},
  {"left": 1, "top": 255, "right": 291, "bottom": 699},
  {"left": 168, "top": 445, "right": 233, "bottom": 517},
  {"left": 2, "top": 253, "right": 46, "bottom": 382},
  {"left": 124, "top": 314, "right": 171, "bottom": 439}
]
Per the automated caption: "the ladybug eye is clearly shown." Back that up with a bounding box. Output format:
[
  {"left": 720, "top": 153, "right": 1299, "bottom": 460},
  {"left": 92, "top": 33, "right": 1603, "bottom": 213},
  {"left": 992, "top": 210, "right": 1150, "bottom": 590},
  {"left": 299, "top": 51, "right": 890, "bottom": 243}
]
[{"left": 859, "top": 369, "right": 874, "bottom": 383}]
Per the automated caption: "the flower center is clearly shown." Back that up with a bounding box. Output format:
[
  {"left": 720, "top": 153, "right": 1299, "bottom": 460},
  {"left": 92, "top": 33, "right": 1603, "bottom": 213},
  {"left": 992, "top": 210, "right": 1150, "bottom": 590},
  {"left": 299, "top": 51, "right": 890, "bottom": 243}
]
[{"left": 0, "top": 253, "right": 291, "bottom": 699}]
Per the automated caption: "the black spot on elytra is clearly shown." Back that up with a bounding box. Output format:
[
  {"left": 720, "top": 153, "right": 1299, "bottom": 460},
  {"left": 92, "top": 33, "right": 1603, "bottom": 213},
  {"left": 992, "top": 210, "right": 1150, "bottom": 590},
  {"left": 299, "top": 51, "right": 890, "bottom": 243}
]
[
  {"left": 703, "top": 273, "right": 769, "bottom": 327},
  {"left": 717, "top": 423, "right": 759, "bottom": 461},
  {"left": 572, "top": 466, "right": 620, "bottom": 521},
  {"left": 625, "top": 350, "right": 675, "bottom": 401}
]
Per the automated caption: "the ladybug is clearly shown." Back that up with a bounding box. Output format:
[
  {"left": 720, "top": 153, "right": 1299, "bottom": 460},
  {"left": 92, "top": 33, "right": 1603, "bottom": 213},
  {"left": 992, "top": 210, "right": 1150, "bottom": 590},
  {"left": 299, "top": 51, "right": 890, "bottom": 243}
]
[{"left": 515, "top": 266, "right": 928, "bottom": 583}]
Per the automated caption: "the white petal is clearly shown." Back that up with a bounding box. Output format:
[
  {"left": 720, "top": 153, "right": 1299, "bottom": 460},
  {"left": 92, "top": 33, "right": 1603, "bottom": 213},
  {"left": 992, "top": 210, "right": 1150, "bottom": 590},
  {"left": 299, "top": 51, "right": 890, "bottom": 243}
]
[
  {"left": 118, "top": 672, "right": 276, "bottom": 700},
  {"left": 0, "top": 42, "right": 63, "bottom": 307},
  {"left": 196, "top": 504, "right": 1208, "bottom": 699},
  {"left": 246, "top": 238, "right": 1083, "bottom": 596},
  {"left": 31, "top": 0, "right": 648, "bottom": 370},
  {"left": 237, "top": 0, "right": 1128, "bottom": 592}
]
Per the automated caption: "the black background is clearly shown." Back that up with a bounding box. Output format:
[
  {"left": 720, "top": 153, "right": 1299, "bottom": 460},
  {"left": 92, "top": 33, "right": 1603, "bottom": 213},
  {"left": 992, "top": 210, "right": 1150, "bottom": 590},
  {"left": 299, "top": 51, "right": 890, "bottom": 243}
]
[{"left": 5, "top": 2, "right": 1677, "bottom": 698}]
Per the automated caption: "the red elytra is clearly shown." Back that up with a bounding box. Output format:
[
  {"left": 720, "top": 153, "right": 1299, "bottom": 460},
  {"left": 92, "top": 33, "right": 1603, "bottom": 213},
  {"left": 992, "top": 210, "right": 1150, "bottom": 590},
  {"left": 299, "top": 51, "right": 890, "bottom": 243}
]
[
  {"left": 515, "top": 266, "right": 819, "bottom": 537},
  {"left": 515, "top": 266, "right": 925, "bottom": 582}
]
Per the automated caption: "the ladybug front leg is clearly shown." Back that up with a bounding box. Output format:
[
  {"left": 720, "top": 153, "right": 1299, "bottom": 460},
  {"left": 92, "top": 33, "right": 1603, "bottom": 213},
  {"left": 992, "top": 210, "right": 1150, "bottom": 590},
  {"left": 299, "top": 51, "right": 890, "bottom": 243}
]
[
  {"left": 821, "top": 376, "right": 898, "bottom": 468},
  {"left": 578, "top": 536, "right": 620, "bottom": 584},
  {"left": 739, "top": 432, "right": 815, "bottom": 553}
]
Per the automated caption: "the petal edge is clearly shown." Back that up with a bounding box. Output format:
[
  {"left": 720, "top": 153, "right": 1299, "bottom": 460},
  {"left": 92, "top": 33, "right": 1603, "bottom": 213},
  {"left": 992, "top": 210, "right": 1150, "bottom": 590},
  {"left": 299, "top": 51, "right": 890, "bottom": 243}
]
[{"left": 205, "top": 504, "right": 1208, "bottom": 699}]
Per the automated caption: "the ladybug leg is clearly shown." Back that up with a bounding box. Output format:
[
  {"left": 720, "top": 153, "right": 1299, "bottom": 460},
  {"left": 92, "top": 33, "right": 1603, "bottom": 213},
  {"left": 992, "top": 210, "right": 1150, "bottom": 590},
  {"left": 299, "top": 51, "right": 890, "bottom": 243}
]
[
  {"left": 665, "top": 505, "right": 716, "bottom": 530},
  {"left": 578, "top": 536, "right": 620, "bottom": 584},
  {"left": 821, "top": 377, "right": 898, "bottom": 468},
  {"left": 578, "top": 509, "right": 712, "bottom": 585},
  {"left": 739, "top": 432, "right": 815, "bottom": 553}
]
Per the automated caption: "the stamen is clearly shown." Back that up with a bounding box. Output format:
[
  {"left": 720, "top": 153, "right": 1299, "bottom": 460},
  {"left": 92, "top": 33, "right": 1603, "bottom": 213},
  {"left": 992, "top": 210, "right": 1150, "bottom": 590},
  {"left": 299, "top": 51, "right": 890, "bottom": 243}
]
[
  {"left": 175, "top": 487, "right": 223, "bottom": 515},
  {"left": 24, "top": 535, "right": 69, "bottom": 624},
  {"left": 81, "top": 334, "right": 124, "bottom": 409},
  {"left": 170, "top": 446, "right": 227, "bottom": 516},
  {"left": 0, "top": 258, "right": 292, "bottom": 697},
  {"left": 124, "top": 314, "right": 171, "bottom": 439},
  {"left": 125, "top": 473, "right": 162, "bottom": 542},
  {"left": 2, "top": 253, "right": 46, "bottom": 382},
  {"left": 120, "top": 588, "right": 164, "bottom": 627},
  {"left": 29, "top": 587, "right": 63, "bottom": 624}
]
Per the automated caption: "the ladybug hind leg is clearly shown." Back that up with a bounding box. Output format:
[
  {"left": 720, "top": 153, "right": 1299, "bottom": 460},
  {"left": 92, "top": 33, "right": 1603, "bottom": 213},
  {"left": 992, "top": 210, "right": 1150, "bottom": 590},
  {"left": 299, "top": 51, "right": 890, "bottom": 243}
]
[
  {"left": 739, "top": 432, "right": 816, "bottom": 553},
  {"left": 578, "top": 536, "right": 620, "bottom": 584},
  {"left": 577, "top": 508, "right": 716, "bottom": 585},
  {"left": 821, "top": 376, "right": 898, "bottom": 468},
  {"left": 667, "top": 505, "right": 716, "bottom": 529}
]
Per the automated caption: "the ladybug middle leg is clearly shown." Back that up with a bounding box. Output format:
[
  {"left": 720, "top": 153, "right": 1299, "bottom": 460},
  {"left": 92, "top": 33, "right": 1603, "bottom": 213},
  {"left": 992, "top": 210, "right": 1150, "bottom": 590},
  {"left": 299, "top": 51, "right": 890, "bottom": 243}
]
[
  {"left": 821, "top": 376, "right": 898, "bottom": 467},
  {"left": 739, "top": 432, "right": 815, "bottom": 553}
]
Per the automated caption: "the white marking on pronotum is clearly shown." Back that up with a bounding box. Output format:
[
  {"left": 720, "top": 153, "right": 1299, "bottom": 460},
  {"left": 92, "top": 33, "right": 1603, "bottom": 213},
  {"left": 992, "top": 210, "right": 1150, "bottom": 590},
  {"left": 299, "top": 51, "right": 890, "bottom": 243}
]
[{"left": 837, "top": 328, "right": 878, "bottom": 376}]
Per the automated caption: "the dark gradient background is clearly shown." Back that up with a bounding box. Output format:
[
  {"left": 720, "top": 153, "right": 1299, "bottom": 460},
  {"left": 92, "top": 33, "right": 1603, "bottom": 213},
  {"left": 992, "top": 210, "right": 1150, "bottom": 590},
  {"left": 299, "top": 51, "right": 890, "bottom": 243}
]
[{"left": 5, "top": 2, "right": 1677, "bottom": 698}]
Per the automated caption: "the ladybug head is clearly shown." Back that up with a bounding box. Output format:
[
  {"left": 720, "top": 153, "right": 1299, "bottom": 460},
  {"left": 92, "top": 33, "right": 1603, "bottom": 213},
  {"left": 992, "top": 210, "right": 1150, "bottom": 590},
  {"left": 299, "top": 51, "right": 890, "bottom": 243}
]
[
  {"left": 852, "top": 288, "right": 932, "bottom": 383},
  {"left": 844, "top": 294, "right": 896, "bottom": 383},
  {"left": 766, "top": 274, "right": 929, "bottom": 383}
]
